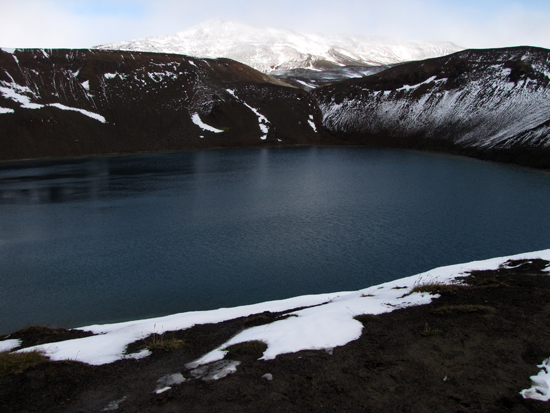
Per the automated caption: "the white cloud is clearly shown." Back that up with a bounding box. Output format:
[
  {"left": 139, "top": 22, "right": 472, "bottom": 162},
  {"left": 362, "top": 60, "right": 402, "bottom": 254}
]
[
  {"left": 384, "top": 1, "right": 550, "bottom": 49},
  {"left": 0, "top": 0, "right": 146, "bottom": 48},
  {"left": 0, "top": 0, "right": 548, "bottom": 49}
]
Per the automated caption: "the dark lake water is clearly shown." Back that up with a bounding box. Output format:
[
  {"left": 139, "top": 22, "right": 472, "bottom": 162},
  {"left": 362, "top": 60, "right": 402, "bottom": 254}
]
[{"left": 1, "top": 147, "right": 550, "bottom": 334}]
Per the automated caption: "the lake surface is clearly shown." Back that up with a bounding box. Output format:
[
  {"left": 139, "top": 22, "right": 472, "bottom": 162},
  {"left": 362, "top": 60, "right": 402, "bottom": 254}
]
[{"left": 1, "top": 147, "right": 549, "bottom": 334}]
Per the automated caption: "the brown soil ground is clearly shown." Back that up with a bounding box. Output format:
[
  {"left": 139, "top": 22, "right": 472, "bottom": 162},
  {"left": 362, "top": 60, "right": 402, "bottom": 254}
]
[{"left": 1, "top": 260, "right": 550, "bottom": 413}]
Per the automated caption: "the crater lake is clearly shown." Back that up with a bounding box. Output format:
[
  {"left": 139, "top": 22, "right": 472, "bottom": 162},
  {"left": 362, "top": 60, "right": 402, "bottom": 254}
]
[{"left": 1, "top": 147, "right": 549, "bottom": 334}]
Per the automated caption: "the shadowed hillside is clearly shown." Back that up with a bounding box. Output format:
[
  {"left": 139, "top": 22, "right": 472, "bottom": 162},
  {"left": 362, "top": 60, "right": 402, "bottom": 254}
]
[{"left": 0, "top": 48, "right": 324, "bottom": 161}]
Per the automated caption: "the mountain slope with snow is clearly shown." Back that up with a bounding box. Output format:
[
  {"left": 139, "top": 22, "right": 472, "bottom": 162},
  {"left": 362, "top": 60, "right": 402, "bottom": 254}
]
[
  {"left": 94, "top": 19, "right": 463, "bottom": 73},
  {"left": 1, "top": 46, "right": 549, "bottom": 168},
  {"left": 313, "top": 46, "right": 550, "bottom": 168},
  {"left": 0, "top": 48, "right": 323, "bottom": 160}
]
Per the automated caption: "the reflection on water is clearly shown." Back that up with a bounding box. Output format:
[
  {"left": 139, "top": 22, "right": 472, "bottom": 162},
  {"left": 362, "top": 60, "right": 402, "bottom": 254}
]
[
  {"left": 0, "top": 158, "right": 110, "bottom": 204},
  {"left": 1, "top": 148, "right": 550, "bottom": 334}
]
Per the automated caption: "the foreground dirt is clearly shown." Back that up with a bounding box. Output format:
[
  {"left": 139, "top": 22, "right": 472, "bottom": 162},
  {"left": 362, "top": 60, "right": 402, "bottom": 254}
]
[{"left": 1, "top": 261, "right": 550, "bottom": 412}]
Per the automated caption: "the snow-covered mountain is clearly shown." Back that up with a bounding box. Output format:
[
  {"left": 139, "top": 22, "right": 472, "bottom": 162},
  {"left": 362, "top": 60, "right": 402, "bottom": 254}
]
[
  {"left": 94, "top": 19, "right": 463, "bottom": 73},
  {"left": 312, "top": 46, "right": 550, "bottom": 168}
]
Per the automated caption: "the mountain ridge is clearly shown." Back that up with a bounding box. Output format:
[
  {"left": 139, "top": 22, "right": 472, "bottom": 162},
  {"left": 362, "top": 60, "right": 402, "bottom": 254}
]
[
  {"left": 1, "top": 45, "right": 549, "bottom": 169},
  {"left": 94, "top": 19, "right": 463, "bottom": 73}
]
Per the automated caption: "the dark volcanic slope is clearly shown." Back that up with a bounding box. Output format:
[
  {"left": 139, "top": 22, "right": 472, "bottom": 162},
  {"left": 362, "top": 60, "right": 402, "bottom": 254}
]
[
  {"left": 1, "top": 47, "right": 550, "bottom": 168},
  {"left": 0, "top": 49, "right": 323, "bottom": 161},
  {"left": 312, "top": 46, "right": 550, "bottom": 168}
]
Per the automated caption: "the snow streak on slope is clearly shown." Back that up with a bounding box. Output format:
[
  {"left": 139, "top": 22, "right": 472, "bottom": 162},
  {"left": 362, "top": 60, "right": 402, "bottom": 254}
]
[
  {"left": 226, "top": 89, "right": 270, "bottom": 139},
  {"left": 95, "top": 19, "right": 463, "bottom": 73},
  {"left": 191, "top": 113, "right": 224, "bottom": 133},
  {"left": 0, "top": 71, "right": 105, "bottom": 121},
  {"left": 0, "top": 79, "right": 44, "bottom": 109},
  {"left": 48, "top": 103, "right": 106, "bottom": 123}
]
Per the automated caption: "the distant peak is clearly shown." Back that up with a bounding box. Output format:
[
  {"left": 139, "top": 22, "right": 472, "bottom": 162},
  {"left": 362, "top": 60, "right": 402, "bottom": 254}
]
[{"left": 95, "top": 19, "right": 464, "bottom": 73}]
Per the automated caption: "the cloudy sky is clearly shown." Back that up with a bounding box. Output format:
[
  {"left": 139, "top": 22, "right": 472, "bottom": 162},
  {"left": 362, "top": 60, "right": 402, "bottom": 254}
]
[{"left": 1, "top": 0, "right": 549, "bottom": 50}]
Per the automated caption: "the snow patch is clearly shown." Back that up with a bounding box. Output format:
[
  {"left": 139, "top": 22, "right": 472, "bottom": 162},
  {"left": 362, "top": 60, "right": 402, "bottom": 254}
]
[
  {"left": 308, "top": 114, "right": 317, "bottom": 132},
  {"left": 122, "top": 348, "right": 150, "bottom": 361},
  {"left": 81, "top": 80, "right": 90, "bottom": 91},
  {"left": 397, "top": 75, "right": 438, "bottom": 91},
  {"left": 191, "top": 113, "right": 224, "bottom": 133},
  {"left": 295, "top": 79, "right": 317, "bottom": 89},
  {"left": 154, "top": 373, "right": 186, "bottom": 394},
  {"left": 148, "top": 71, "right": 177, "bottom": 82},
  {"left": 101, "top": 396, "right": 127, "bottom": 411},
  {"left": 187, "top": 360, "right": 240, "bottom": 381},
  {"left": 0, "top": 107, "right": 15, "bottom": 114},
  {"left": 521, "top": 358, "right": 550, "bottom": 401},
  {"left": 0, "top": 81, "right": 43, "bottom": 109},
  {"left": 104, "top": 73, "right": 117, "bottom": 79},
  {"left": 47, "top": 103, "right": 106, "bottom": 123},
  {"left": 0, "top": 338, "right": 21, "bottom": 352}
]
